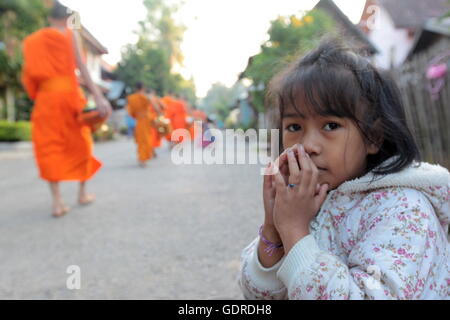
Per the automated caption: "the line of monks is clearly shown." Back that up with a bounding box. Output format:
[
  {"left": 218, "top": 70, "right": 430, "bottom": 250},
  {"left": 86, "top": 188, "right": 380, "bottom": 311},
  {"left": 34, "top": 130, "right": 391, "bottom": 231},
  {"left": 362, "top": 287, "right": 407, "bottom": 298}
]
[
  {"left": 19, "top": 1, "right": 209, "bottom": 217},
  {"left": 126, "top": 84, "right": 208, "bottom": 167}
]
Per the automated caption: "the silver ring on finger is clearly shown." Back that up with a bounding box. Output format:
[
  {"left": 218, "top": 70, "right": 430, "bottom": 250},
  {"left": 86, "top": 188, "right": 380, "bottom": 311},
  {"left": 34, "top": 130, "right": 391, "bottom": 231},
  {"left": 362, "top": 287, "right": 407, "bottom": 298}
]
[{"left": 287, "top": 183, "right": 298, "bottom": 189}]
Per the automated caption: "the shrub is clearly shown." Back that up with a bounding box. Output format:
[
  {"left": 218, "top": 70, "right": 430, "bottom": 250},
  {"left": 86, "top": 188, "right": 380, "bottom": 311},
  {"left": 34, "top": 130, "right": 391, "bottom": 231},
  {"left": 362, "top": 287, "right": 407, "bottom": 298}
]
[{"left": 0, "top": 121, "right": 32, "bottom": 142}]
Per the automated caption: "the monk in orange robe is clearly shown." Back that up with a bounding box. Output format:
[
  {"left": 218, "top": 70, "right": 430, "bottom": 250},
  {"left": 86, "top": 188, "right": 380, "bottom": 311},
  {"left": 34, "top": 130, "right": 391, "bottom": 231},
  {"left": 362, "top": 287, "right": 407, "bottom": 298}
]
[
  {"left": 21, "top": 2, "right": 112, "bottom": 217},
  {"left": 183, "top": 101, "right": 195, "bottom": 141},
  {"left": 162, "top": 94, "right": 188, "bottom": 146},
  {"left": 160, "top": 95, "right": 172, "bottom": 143},
  {"left": 156, "top": 96, "right": 173, "bottom": 145},
  {"left": 148, "top": 90, "right": 163, "bottom": 149},
  {"left": 127, "top": 83, "right": 157, "bottom": 167}
]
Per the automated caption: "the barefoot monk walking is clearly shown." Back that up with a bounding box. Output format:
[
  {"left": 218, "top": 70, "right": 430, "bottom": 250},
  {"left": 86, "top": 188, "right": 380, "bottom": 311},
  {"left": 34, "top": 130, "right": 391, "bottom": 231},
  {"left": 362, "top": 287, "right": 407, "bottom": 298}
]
[{"left": 21, "top": 1, "right": 112, "bottom": 217}]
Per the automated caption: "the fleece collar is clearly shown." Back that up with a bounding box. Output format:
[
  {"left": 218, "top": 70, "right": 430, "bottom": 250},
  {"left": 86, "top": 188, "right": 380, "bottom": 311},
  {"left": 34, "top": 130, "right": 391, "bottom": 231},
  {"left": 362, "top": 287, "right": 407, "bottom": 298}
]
[
  {"left": 335, "top": 156, "right": 450, "bottom": 227},
  {"left": 337, "top": 156, "right": 450, "bottom": 194}
]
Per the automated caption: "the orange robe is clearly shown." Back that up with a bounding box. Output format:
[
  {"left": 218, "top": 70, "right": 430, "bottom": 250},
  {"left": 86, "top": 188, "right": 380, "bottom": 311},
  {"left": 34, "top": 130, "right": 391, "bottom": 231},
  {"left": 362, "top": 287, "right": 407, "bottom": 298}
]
[
  {"left": 192, "top": 109, "right": 207, "bottom": 122},
  {"left": 149, "top": 98, "right": 162, "bottom": 148},
  {"left": 21, "top": 27, "right": 101, "bottom": 182},
  {"left": 127, "top": 93, "right": 156, "bottom": 162},
  {"left": 162, "top": 96, "right": 187, "bottom": 143}
]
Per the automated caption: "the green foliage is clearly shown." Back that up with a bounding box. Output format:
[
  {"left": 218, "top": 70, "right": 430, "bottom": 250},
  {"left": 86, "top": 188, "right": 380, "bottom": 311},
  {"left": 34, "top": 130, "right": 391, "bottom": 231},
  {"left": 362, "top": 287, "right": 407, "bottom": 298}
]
[
  {"left": 0, "top": 0, "right": 47, "bottom": 121},
  {"left": 0, "top": 0, "right": 48, "bottom": 88},
  {"left": 0, "top": 120, "right": 31, "bottom": 141},
  {"left": 200, "top": 82, "right": 246, "bottom": 122},
  {"left": 13, "top": 91, "right": 33, "bottom": 121},
  {"left": 172, "top": 74, "right": 197, "bottom": 104},
  {"left": 116, "top": 41, "right": 171, "bottom": 95},
  {"left": 142, "top": 0, "right": 186, "bottom": 66},
  {"left": 241, "top": 9, "right": 335, "bottom": 112},
  {"left": 115, "top": 0, "right": 196, "bottom": 103}
]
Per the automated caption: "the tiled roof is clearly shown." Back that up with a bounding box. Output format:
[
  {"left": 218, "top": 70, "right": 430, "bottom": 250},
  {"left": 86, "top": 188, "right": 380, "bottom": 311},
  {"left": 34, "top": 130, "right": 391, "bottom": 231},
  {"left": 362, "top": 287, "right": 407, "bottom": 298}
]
[
  {"left": 379, "top": 0, "right": 450, "bottom": 28},
  {"left": 80, "top": 26, "right": 108, "bottom": 55},
  {"left": 314, "top": 0, "right": 378, "bottom": 54}
]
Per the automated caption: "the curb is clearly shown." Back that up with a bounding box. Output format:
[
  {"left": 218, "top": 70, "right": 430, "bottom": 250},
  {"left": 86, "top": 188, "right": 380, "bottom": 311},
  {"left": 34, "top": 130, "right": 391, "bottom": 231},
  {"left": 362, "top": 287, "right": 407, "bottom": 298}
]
[{"left": 0, "top": 141, "right": 33, "bottom": 152}]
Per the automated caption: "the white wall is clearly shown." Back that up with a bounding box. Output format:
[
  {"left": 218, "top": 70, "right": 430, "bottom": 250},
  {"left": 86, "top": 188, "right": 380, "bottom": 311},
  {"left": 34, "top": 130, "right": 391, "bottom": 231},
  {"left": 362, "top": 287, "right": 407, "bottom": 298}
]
[
  {"left": 86, "top": 50, "right": 102, "bottom": 84},
  {"left": 368, "top": 6, "right": 415, "bottom": 69}
]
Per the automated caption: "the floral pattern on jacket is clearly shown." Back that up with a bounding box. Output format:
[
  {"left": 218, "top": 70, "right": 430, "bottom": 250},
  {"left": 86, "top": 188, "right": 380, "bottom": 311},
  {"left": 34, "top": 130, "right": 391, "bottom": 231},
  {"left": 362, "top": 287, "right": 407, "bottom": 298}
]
[{"left": 239, "top": 160, "right": 450, "bottom": 300}]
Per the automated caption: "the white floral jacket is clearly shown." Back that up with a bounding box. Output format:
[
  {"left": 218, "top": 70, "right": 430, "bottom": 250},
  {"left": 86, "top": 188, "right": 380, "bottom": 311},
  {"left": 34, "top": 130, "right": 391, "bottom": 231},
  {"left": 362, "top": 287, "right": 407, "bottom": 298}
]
[{"left": 239, "top": 158, "right": 450, "bottom": 299}]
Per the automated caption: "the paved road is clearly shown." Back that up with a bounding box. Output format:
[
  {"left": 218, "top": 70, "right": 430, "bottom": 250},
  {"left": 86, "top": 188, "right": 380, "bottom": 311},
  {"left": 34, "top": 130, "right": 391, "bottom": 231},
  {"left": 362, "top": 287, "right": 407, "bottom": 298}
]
[{"left": 0, "top": 136, "right": 267, "bottom": 299}]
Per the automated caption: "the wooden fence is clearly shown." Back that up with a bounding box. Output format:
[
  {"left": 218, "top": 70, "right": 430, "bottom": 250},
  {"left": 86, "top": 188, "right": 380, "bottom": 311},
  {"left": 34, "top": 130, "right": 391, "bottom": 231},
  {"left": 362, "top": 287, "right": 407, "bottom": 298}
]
[{"left": 394, "top": 38, "right": 450, "bottom": 170}]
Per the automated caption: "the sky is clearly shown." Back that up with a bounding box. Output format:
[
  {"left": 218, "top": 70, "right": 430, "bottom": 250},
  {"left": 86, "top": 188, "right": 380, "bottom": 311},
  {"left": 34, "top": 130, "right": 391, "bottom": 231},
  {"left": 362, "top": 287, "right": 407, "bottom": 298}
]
[{"left": 62, "top": 0, "right": 367, "bottom": 98}]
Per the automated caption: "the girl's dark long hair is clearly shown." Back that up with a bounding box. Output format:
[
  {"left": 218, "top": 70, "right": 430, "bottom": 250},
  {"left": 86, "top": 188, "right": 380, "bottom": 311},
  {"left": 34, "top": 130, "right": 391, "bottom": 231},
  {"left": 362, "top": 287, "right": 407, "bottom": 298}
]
[{"left": 267, "top": 38, "right": 421, "bottom": 177}]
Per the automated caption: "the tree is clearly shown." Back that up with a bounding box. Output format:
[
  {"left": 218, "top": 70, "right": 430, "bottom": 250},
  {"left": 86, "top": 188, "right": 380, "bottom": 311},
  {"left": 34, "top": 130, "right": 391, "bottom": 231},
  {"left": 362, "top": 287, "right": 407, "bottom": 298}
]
[
  {"left": 115, "top": 0, "right": 196, "bottom": 103},
  {"left": 170, "top": 73, "right": 197, "bottom": 104},
  {"left": 142, "top": 0, "right": 186, "bottom": 68},
  {"left": 0, "top": 0, "right": 48, "bottom": 121},
  {"left": 240, "top": 9, "right": 335, "bottom": 113},
  {"left": 116, "top": 40, "right": 172, "bottom": 95},
  {"left": 200, "top": 82, "right": 245, "bottom": 122}
]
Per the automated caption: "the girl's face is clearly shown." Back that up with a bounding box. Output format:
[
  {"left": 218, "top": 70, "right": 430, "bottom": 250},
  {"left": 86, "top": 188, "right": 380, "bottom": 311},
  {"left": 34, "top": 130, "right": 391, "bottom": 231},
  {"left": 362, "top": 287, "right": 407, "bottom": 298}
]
[{"left": 281, "top": 105, "right": 380, "bottom": 191}]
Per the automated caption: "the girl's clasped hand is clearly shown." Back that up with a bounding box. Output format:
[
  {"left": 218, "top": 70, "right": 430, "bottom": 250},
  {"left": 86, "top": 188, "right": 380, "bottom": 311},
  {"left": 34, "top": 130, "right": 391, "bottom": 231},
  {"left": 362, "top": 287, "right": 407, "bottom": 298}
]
[{"left": 264, "top": 144, "right": 330, "bottom": 253}]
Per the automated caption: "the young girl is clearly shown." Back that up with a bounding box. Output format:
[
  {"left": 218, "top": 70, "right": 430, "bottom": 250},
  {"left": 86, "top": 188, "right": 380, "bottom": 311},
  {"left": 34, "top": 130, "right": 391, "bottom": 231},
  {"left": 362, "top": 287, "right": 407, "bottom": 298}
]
[{"left": 239, "top": 39, "right": 450, "bottom": 300}]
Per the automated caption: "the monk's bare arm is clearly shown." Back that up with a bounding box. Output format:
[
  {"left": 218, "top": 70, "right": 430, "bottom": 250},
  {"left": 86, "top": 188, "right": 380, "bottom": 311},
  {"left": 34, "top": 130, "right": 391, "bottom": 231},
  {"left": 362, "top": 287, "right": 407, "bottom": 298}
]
[
  {"left": 149, "top": 96, "right": 163, "bottom": 115},
  {"left": 72, "top": 30, "right": 112, "bottom": 116},
  {"left": 159, "top": 100, "right": 168, "bottom": 114}
]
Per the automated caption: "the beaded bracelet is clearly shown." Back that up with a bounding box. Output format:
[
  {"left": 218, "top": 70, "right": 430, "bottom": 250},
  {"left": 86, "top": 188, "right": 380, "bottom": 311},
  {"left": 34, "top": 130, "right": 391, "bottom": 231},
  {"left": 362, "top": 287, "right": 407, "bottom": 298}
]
[{"left": 259, "top": 225, "right": 283, "bottom": 256}]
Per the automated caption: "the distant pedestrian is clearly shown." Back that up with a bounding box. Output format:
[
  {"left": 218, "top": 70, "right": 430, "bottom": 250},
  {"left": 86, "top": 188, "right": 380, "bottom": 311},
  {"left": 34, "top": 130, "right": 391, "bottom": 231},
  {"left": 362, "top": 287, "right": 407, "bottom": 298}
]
[
  {"left": 161, "top": 93, "right": 188, "bottom": 148},
  {"left": 127, "top": 82, "right": 157, "bottom": 167},
  {"left": 125, "top": 112, "right": 136, "bottom": 139}
]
